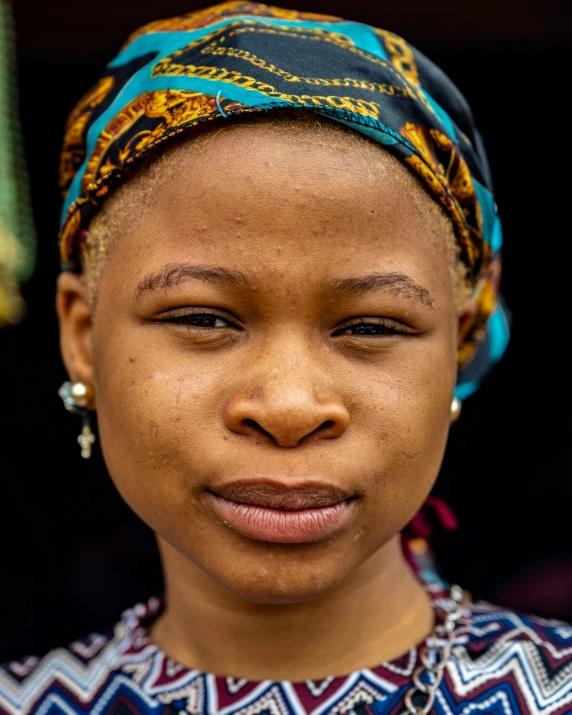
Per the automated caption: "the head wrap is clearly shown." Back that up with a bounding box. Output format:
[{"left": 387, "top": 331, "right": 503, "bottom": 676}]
[{"left": 58, "top": 1, "right": 509, "bottom": 398}]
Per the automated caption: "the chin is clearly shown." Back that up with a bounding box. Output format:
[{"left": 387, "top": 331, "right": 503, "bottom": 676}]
[
  {"left": 214, "top": 564, "right": 348, "bottom": 604},
  {"left": 201, "top": 538, "right": 362, "bottom": 604}
]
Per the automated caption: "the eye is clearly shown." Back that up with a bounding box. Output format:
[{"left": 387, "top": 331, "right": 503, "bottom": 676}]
[
  {"left": 163, "top": 311, "right": 239, "bottom": 330},
  {"left": 334, "top": 318, "right": 411, "bottom": 337}
]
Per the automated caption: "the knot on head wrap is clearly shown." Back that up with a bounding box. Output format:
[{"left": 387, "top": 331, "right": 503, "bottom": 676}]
[{"left": 58, "top": 1, "right": 509, "bottom": 397}]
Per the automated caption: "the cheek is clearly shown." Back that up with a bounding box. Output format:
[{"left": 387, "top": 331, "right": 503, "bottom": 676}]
[
  {"left": 353, "top": 344, "right": 456, "bottom": 524},
  {"left": 92, "top": 333, "right": 228, "bottom": 524}
]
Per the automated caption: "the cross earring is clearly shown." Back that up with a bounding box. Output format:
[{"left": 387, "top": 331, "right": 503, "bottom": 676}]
[
  {"left": 58, "top": 381, "right": 96, "bottom": 459},
  {"left": 78, "top": 418, "right": 96, "bottom": 459}
]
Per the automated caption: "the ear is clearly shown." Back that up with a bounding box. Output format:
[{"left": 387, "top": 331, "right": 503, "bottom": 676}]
[{"left": 56, "top": 271, "right": 96, "bottom": 409}]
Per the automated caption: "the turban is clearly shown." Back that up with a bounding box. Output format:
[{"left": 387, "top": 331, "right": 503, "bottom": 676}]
[{"left": 58, "top": 1, "right": 509, "bottom": 398}]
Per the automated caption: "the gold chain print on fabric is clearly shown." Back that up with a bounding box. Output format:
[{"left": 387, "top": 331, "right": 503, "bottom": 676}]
[
  {"left": 375, "top": 30, "right": 420, "bottom": 87},
  {"left": 80, "top": 90, "right": 243, "bottom": 196},
  {"left": 400, "top": 122, "right": 484, "bottom": 270},
  {"left": 151, "top": 24, "right": 422, "bottom": 119}
]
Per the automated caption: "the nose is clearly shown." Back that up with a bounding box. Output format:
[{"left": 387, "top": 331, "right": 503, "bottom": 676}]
[{"left": 224, "top": 360, "right": 350, "bottom": 448}]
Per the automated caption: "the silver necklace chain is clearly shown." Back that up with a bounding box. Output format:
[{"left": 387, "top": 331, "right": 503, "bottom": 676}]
[{"left": 401, "top": 584, "right": 468, "bottom": 714}]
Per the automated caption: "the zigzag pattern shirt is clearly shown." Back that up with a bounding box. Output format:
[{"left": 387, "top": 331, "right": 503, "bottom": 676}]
[{"left": 2, "top": 588, "right": 572, "bottom": 715}]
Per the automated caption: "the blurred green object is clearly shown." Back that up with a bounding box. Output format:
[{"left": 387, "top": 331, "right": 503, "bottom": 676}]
[{"left": 0, "top": 0, "right": 36, "bottom": 325}]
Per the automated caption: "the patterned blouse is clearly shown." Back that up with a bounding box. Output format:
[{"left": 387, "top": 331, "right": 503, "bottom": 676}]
[{"left": 1, "top": 582, "right": 571, "bottom": 715}]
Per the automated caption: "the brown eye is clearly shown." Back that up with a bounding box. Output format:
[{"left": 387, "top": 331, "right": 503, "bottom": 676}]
[
  {"left": 166, "top": 312, "right": 238, "bottom": 329},
  {"left": 335, "top": 319, "right": 409, "bottom": 337}
]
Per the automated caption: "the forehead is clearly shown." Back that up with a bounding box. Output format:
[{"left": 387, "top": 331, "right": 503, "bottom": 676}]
[{"left": 101, "top": 123, "right": 452, "bottom": 293}]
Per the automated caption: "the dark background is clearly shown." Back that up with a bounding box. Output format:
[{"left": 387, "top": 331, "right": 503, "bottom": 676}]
[{"left": 1, "top": 0, "right": 571, "bottom": 661}]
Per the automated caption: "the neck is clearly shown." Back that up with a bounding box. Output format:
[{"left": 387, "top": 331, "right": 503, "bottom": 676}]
[{"left": 149, "top": 535, "right": 434, "bottom": 681}]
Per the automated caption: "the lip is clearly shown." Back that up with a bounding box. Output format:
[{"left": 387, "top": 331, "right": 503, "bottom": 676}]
[{"left": 206, "top": 480, "right": 355, "bottom": 544}]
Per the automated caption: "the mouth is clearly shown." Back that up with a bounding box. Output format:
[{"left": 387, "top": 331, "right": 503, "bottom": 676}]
[{"left": 205, "top": 480, "right": 356, "bottom": 544}]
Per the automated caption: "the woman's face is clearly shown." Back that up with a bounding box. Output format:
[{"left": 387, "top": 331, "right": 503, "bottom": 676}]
[{"left": 58, "top": 125, "right": 459, "bottom": 603}]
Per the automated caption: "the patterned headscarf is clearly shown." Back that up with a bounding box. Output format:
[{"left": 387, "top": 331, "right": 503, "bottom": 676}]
[{"left": 58, "top": 1, "right": 509, "bottom": 398}]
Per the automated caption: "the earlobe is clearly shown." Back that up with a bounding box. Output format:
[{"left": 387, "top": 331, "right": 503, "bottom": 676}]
[{"left": 56, "top": 271, "right": 96, "bottom": 407}]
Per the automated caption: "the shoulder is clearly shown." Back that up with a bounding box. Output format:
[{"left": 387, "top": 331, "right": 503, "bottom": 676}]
[
  {"left": 0, "top": 598, "right": 163, "bottom": 715},
  {"left": 451, "top": 599, "right": 572, "bottom": 713},
  {"left": 467, "top": 599, "right": 572, "bottom": 651},
  {"left": 0, "top": 632, "right": 115, "bottom": 715}
]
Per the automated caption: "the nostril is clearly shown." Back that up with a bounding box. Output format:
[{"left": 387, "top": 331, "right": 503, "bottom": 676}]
[
  {"left": 243, "top": 418, "right": 273, "bottom": 439},
  {"left": 316, "top": 420, "right": 340, "bottom": 439},
  {"left": 234, "top": 416, "right": 345, "bottom": 448}
]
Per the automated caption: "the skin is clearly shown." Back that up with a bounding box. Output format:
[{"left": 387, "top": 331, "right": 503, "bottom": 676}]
[{"left": 57, "top": 123, "right": 465, "bottom": 681}]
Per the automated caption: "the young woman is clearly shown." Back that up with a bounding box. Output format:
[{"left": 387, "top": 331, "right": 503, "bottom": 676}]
[{"left": 2, "top": 2, "right": 570, "bottom": 714}]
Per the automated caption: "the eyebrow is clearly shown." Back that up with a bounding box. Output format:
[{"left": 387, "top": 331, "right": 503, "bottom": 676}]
[
  {"left": 324, "top": 273, "right": 434, "bottom": 307},
  {"left": 136, "top": 263, "right": 250, "bottom": 298},
  {"left": 136, "top": 263, "right": 433, "bottom": 307}
]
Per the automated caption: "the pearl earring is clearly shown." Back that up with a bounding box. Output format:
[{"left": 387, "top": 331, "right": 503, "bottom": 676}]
[
  {"left": 58, "top": 381, "right": 96, "bottom": 459},
  {"left": 70, "top": 381, "right": 90, "bottom": 408},
  {"left": 450, "top": 396, "right": 462, "bottom": 423}
]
